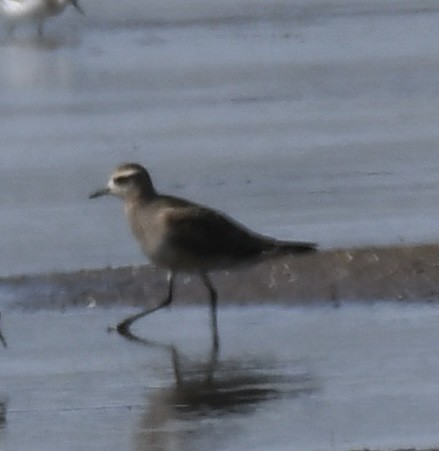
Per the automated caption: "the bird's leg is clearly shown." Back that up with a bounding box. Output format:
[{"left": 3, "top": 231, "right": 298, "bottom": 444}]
[
  {"left": 200, "top": 273, "right": 219, "bottom": 353},
  {"left": 170, "top": 345, "right": 183, "bottom": 388},
  {"left": 0, "top": 312, "right": 6, "bottom": 348},
  {"left": 37, "top": 21, "right": 44, "bottom": 38},
  {"left": 115, "top": 271, "right": 175, "bottom": 337}
]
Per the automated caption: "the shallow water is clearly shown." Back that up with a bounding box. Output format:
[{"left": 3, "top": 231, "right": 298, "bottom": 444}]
[
  {"left": 1, "top": 1, "right": 439, "bottom": 275},
  {"left": 1, "top": 304, "right": 439, "bottom": 450}
]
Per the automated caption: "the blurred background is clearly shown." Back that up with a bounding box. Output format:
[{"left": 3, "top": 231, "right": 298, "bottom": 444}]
[{"left": 1, "top": 0, "right": 439, "bottom": 275}]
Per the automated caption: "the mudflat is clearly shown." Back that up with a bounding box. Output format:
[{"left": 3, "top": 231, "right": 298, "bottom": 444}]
[{"left": 2, "top": 242, "right": 439, "bottom": 311}]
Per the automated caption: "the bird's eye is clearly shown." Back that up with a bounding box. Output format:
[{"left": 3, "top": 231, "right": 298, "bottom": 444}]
[{"left": 113, "top": 175, "right": 132, "bottom": 184}]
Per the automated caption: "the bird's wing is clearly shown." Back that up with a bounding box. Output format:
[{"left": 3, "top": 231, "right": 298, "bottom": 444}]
[{"left": 162, "top": 206, "right": 266, "bottom": 261}]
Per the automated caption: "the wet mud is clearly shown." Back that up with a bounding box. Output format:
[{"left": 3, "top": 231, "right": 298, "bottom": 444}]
[{"left": 2, "top": 242, "right": 439, "bottom": 311}]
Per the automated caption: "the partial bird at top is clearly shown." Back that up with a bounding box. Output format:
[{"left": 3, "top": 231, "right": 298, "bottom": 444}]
[{"left": 0, "top": 0, "right": 84, "bottom": 37}]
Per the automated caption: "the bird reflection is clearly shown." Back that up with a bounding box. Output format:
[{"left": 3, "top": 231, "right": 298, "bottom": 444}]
[
  {"left": 121, "top": 328, "right": 318, "bottom": 451},
  {"left": 0, "top": 399, "right": 6, "bottom": 427},
  {"left": 0, "top": 36, "right": 80, "bottom": 90}
]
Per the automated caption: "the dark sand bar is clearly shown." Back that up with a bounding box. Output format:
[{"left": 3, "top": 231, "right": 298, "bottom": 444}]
[{"left": 3, "top": 242, "right": 439, "bottom": 311}]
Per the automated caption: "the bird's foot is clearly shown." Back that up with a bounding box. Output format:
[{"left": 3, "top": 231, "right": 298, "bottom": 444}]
[
  {"left": 115, "top": 320, "right": 132, "bottom": 336},
  {"left": 106, "top": 321, "right": 131, "bottom": 335}
]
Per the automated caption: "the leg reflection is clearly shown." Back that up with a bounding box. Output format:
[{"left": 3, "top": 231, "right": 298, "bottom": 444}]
[{"left": 124, "top": 328, "right": 317, "bottom": 451}]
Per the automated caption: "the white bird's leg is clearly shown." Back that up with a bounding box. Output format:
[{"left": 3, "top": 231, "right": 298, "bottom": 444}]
[
  {"left": 116, "top": 271, "right": 175, "bottom": 336},
  {"left": 37, "top": 21, "right": 44, "bottom": 38},
  {"left": 200, "top": 273, "right": 219, "bottom": 353}
]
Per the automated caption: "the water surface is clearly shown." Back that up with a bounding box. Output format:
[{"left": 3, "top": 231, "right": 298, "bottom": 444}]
[{"left": 1, "top": 304, "right": 439, "bottom": 450}]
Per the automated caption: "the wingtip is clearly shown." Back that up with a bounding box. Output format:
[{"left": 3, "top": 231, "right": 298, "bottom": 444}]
[
  {"left": 300, "top": 242, "right": 318, "bottom": 253},
  {"left": 276, "top": 240, "right": 318, "bottom": 255}
]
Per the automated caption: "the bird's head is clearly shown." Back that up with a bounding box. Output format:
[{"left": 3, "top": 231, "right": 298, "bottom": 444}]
[{"left": 89, "top": 163, "right": 156, "bottom": 201}]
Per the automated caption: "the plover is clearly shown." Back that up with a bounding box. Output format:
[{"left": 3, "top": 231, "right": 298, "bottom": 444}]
[
  {"left": 90, "top": 163, "right": 317, "bottom": 347},
  {"left": 0, "top": 0, "right": 84, "bottom": 37}
]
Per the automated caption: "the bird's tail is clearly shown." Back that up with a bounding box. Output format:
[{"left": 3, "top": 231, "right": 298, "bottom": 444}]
[{"left": 268, "top": 239, "right": 317, "bottom": 256}]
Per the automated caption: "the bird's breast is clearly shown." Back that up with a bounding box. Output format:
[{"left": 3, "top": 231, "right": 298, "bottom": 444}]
[{"left": 126, "top": 204, "right": 167, "bottom": 262}]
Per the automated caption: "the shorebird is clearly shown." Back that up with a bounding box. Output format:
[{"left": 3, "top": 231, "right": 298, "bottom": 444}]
[
  {"left": 0, "top": 0, "right": 84, "bottom": 37},
  {"left": 90, "top": 163, "right": 317, "bottom": 348}
]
